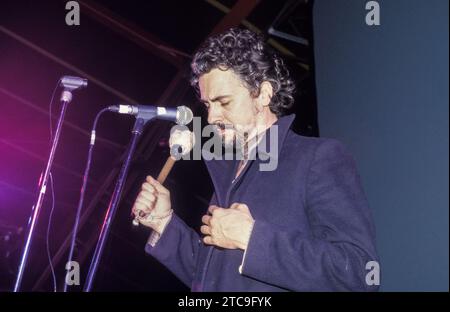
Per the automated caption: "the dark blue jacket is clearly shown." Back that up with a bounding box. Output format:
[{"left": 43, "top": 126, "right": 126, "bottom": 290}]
[{"left": 146, "top": 114, "right": 379, "bottom": 291}]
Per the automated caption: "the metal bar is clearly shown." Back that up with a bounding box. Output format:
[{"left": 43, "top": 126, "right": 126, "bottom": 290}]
[
  {"left": 209, "top": 0, "right": 261, "bottom": 35},
  {"left": 14, "top": 93, "right": 71, "bottom": 291},
  {"left": 268, "top": 27, "right": 309, "bottom": 46},
  {"left": 83, "top": 118, "right": 145, "bottom": 291},
  {"left": 0, "top": 26, "right": 139, "bottom": 105},
  {"left": 0, "top": 139, "right": 97, "bottom": 184},
  {"left": 204, "top": 0, "right": 309, "bottom": 70},
  {"left": 78, "top": 0, "right": 187, "bottom": 68},
  {"left": 0, "top": 86, "right": 123, "bottom": 151}
]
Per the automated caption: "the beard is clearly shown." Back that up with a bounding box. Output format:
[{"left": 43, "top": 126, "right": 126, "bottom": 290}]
[
  {"left": 213, "top": 122, "right": 249, "bottom": 151},
  {"left": 213, "top": 123, "right": 236, "bottom": 148}
]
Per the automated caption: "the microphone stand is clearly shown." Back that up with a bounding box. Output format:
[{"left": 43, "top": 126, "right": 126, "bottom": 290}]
[
  {"left": 83, "top": 114, "right": 153, "bottom": 292},
  {"left": 13, "top": 89, "right": 74, "bottom": 292}
]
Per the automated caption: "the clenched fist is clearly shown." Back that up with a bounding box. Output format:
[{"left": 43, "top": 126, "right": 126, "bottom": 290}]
[{"left": 132, "top": 175, "right": 172, "bottom": 233}]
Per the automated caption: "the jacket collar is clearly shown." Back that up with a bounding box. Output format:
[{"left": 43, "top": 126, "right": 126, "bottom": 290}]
[{"left": 203, "top": 114, "right": 296, "bottom": 202}]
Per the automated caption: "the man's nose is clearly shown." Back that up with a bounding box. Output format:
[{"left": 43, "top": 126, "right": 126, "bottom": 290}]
[{"left": 207, "top": 103, "right": 222, "bottom": 125}]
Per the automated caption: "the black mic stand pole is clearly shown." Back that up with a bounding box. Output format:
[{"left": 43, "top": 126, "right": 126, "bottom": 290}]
[
  {"left": 83, "top": 114, "right": 153, "bottom": 292},
  {"left": 14, "top": 88, "right": 74, "bottom": 292}
]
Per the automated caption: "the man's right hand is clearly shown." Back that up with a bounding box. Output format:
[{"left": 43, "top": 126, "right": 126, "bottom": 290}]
[{"left": 132, "top": 175, "right": 172, "bottom": 232}]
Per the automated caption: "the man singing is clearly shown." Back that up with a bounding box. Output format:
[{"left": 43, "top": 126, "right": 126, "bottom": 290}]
[{"left": 132, "top": 28, "right": 379, "bottom": 291}]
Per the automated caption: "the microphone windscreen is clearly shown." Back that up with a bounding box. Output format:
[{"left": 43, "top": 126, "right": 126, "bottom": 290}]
[{"left": 176, "top": 106, "right": 193, "bottom": 125}]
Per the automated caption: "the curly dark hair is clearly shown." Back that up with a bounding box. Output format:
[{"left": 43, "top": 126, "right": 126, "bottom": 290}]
[{"left": 190, "top": 28, "right": 295, "bottom": 117}]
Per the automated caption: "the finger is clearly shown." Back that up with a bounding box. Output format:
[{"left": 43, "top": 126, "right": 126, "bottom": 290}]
[
  {"left": 203, "top": 236, "right": 214, "bottom": 245},
  {"left": 135, "top": 196, "right": 152, "bottom": 208},
  {"left": 139, "top": 190, "right": 156, "bottom": 202},
  {"left": 201, "top": 215, "right": 211, "bottom": 225},
  {"left": 132, "top": 204, "right": 145, "bottom": 218},
  {"left": 208, "top": 205, "right": 219, "bottom": 215},
  {"left": 233, "top": 203, "right": 250, "bottom": 213},
  {"left": 146, "top": 175, "right": 169, "bottom": 194},
  {"left": 133, "top": 200, "right": 147, "bottom": 213},
  {"left": 229, "top": 203, "right": 240, "bottom": 210},
  {"left": 142, "top": 182, "right": 156, "bottom": 193},
  {"left": 134, "top": 198, "right": 153, "bottom": 213},
  {"left": 131, "top": 202, "right": 140, "bottom": 213},
  {"left": 200, "top": 225, "right": 211, "bottom": 235}
]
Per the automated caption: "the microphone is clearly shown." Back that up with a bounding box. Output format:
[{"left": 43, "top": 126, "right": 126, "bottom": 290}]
[
  {"left": 108, "top": 105, "right": 193, "bottom": 126},
  {"left": 60, "top": 76, "right": 88, "bottom": 90}
]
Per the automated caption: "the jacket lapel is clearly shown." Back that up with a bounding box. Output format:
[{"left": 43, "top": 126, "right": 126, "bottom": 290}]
[{"left": 204, "top": 114, "right": 296, "bottom": 205}]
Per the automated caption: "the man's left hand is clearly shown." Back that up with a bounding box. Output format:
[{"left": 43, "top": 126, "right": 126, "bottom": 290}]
[{"left": 201, "top": 203, "right": 255, "bottom": 250}]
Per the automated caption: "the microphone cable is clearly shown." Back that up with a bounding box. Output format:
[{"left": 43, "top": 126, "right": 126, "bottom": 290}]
[
  {"left": 63, "top": 107, "right": 110, "bottom": 292},
  {"left": 45, "top": 172, "right": 57, "bottom": 292},
  {"left": 45, "top": 78, "right": 62, "bottom": 292}
]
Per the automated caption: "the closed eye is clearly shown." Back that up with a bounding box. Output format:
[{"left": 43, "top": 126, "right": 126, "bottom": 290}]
[{"left": 200, "top": 95, "right": 231, "bottom": 108}]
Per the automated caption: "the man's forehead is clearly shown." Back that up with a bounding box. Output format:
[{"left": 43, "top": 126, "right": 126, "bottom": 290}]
[{"left": 199, "top": 68, "right": 241, "bottom": 99}]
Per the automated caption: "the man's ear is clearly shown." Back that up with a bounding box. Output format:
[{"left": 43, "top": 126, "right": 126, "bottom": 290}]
[{"left": 258, "top": 81, "right": 273, "bottom": 108}]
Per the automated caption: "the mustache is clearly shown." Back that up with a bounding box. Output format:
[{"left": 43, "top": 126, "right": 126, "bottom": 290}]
[
  {"left": 212, "top": 123, "right": 250, "bottom": 141},
  {"left": 213, "top": 123, "right": 253, "bottom": 138},
  {"left": 214, "top": 122, "right": 234, "bottom": 131}
]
